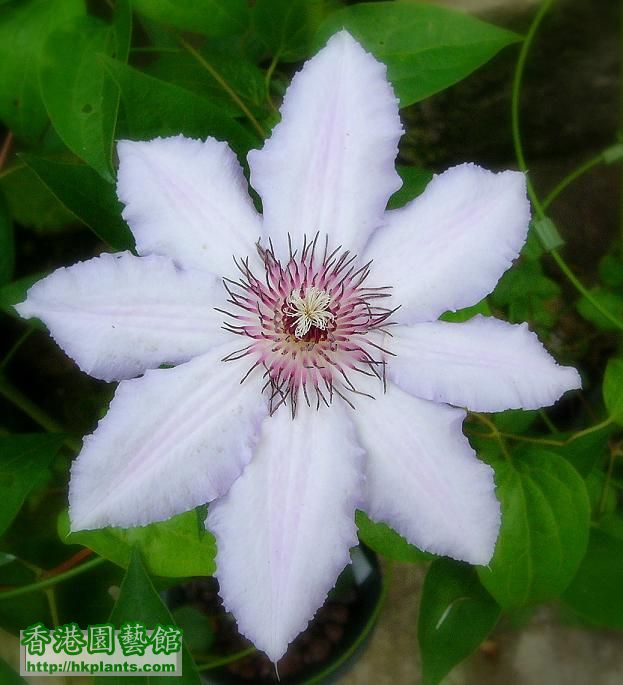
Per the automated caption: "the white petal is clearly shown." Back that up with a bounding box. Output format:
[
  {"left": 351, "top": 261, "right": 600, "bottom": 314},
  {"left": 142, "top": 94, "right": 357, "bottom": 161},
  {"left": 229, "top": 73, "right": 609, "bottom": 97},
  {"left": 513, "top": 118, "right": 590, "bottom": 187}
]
[
  {"left": 69, "top": 345, "right": 267, "bottom": 530},
  {"left": 15, "top": 252, "right": 228, "bottom": 382},
  {"left": 366, "top": 164, "right": 531, "bottom": 323},
  {"left": 248, "top": 31, "right": 403, "bottom": 260},
  {"left": 207, "top": 403, "right": 364, "bottom": 662},
  {"left": 352, "top": 384, "right": 500, "bottom": 564},
  {"left": 389, "top": 316, "right": 581, "bottom": 412},
  {"left": 117, "top": 135, "right": 262, "bottom": 275}
]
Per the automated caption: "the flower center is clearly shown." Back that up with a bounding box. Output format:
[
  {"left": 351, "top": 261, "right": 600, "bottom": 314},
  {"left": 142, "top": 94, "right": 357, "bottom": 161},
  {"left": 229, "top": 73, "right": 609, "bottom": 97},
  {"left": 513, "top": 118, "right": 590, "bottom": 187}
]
[
  {"left": 283, "top": 287, "right": 335, "bottom": 340},
  {"left": 220, "top": 234, "right": 395, "bottom": 415}
]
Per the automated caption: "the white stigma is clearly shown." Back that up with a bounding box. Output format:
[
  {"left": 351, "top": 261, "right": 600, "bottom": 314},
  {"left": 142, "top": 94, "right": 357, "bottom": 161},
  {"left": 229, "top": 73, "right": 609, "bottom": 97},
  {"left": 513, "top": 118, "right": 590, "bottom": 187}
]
[{"left": 285, "top": 287, "right": 335, "bottom": 339}]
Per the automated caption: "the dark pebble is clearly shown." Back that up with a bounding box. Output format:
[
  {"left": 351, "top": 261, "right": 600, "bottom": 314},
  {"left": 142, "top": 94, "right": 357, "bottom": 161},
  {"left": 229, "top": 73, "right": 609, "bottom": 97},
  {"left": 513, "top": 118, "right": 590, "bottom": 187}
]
[
  {"left": 277, "top": 650, "right": 304, "bottom": 678},
  {"left": 324, "top": 622, "right": 344, "bottom": 644},
  {"left": 323, "top": 603, "right": 349, "bottom": 624},
  {"left": 303, "top": 638, "right": 331, "bottom": 664}
]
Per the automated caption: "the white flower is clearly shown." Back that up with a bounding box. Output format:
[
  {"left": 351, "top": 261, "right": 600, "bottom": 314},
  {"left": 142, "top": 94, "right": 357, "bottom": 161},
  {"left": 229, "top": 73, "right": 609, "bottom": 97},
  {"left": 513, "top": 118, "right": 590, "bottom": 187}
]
[{"left": 16, "top": 32, "right": 580, "bottom": 662}]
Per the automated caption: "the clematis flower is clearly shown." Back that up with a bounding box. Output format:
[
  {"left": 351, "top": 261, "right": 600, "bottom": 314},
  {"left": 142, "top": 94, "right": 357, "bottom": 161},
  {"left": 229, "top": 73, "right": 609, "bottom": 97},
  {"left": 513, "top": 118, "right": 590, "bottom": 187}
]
[{"left": 16, "top": 32, "right": 580, "bottom": 661}]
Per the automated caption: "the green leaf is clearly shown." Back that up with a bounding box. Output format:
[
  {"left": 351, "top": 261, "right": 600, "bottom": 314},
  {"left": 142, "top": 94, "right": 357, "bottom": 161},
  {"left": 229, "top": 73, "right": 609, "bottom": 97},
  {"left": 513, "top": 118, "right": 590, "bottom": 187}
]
[
  {"left": 0, "top": 558, "right": 51, "bottom": 631},
  {"left": 493, "top": 409, "right": 537, "bottom": 435},
  {"left": 0, "top": 656, "right": 26, "bottom": 685},
  {"left": 172, "top": 606, "right": 214, "bottom": 653},
  {"left": 494, "top": 259, "right": 561, "bottom": 302},
  {"left": 102, "top": 57, "right": 259, "bottom": 156},
  {"left": 441, "top": 299, "right": 491, "bottom": 323},
  {"left": 0, "top": 434, "right": 64, "bottom": 537},
  {"left": 21, "top": 155, "right": 134, "bottom": 251},
  {"left": 144, "top": 48, "right": 263, "bottom": 117},
  {"left": 492, "top": 259, "right": 561, "bottom": 329},
  {"left": 0, "top": 0, "right": 85, "bottom": 142},
  {"left": 170, "top": 43, "right": 268, "bottom": 114},
  {"left": 39, "top": 4, "right": 132, "bottom": 180},
  {"left": 576, "top": 288, "right": 623, "bottom": 331},
  {"left": 548, "top": 428, "right": 610, "bottom": 477},
  {"left": 603, "top": 358, "right": 623, "bottom": 424},
  {"left": 133, "top": 0, "right": 248, "bottom": 37},
  {"left": 356, "top": 511, "right": 433, "bottom": 562},
  {"left": 562, "top": 523, "right": 623, "bottom": 629},
  {"left": 0, "top": 190, "right": 13, "bottom": 285},
  {"left": 387, "top": 165, "right": 433, "bottom": 209},
  {"left": 0, "top": 271, "right": 46, "bottom": 318},
  {"left": 478, "top": 448, "right": 590, "bottom": 608},
  {"left": 418, "top": 559, "right": 500, "bottom": 685},
  {"left": 0, "top": 164, "right": 76, "bottom": 232},
  {"left": 99, "top": 549, "right": 201, "bottom": 685},
  {"left": 58, "top": 510, "right": 217, "bottom": 578},
  {"left": 521, "top": 227, "right": 545, "bottom": 260},
  {"left": 254, "top": 0, "right": 336, "bottom": 62},
  {"left": 598, "top": 253, "right": 623, "bottom": 288},
  {"left": 585, "top": 469, "right": 617, "bottom": 515},
  {"left": 315, "top": 1, "right": 520, "bottom": 107}
]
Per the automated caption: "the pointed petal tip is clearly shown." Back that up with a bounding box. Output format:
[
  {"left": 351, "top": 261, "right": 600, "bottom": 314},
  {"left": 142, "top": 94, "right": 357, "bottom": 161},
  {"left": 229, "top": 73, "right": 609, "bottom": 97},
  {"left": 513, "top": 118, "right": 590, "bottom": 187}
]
[
  {"left": 211, "top": 513, "right": 356, "bottom": 663},
  {"left": 248, "top": 23, "right": 402, "bottom": 258},
  {"left": 213, "top": 551, "right": 354, "bottom": 664},
  {"left": 323, "top": 28, "right": 367, "bottom": 56},
  {"left": 13, "top": 298, "right": 30, "bottom": 319},
  {"left": 354, "top": 386, "right": 502, "bottom": 567},
  {"left": 389, "top": 317, "right": 581, "bottom": 412},
  {"left": 433, "top": 460, "right": 501, "bottom": 567},
  {"left": 208, "top": 405, "right": 362, "bottom": 665}
]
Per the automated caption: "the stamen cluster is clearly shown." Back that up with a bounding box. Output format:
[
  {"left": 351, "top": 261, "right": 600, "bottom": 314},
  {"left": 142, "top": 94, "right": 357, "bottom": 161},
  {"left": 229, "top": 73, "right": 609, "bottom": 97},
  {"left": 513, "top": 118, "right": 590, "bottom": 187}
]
[{"left": 219, "top": 235, "right": 396, "bottom": 415}]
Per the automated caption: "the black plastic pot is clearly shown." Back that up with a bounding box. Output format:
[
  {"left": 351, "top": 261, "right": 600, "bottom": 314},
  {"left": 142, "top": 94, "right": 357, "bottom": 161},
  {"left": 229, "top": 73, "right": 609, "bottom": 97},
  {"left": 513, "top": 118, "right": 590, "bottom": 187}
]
[{"left": 167, "top": 545, "right": 383, "bottom": 685}]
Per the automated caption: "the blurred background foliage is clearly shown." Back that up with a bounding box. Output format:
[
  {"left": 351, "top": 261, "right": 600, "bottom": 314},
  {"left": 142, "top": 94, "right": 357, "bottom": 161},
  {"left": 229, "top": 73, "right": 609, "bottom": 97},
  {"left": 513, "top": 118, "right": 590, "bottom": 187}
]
[{"left": 0, "top": 0, "right": 622, "bottom": 683}]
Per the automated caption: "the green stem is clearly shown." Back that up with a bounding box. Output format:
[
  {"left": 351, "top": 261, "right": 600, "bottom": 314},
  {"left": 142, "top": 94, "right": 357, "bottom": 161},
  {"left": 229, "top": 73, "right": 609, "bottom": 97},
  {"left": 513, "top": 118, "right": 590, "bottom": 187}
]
[
  {"left": 0, "top": 557, "right": 106, "bottom": 601},
  {"left": 472, "top": 413, "right": 511, "bottom": 460},
  {"left": 597, "top": 446, "right": 619, "bottom": 516},
  {"left": 469, "top": 416, "right": 613, "bottom": 448},
  {"left": 542, "top": 152, "right": 606, "bottom": 211},
  {"left": 264, "top": 52, "right": 281, "bottom": 114},
  {"left": 177, "top": 35, "right": 266, "bottom": 139},
  {"left": 0, "top": 162, "right": 24, "bottom": 180},
  {"left": 0, "top": 327, "right": 35, "bottom": 372},
  {"left": 0, "top": 376, "right": 81, "bottom": 452},
  {"left": 511, "top": 0, "right": 553, "bottom": 216},
  {"left": 565, "top": 416, "right": 614, "bottom": 442},
  {"left": 197, "top": 647, "right": 256, "bottom": 671},
  {"left": 538, "top": 409, "right": 558, "bottom": 434},
  {"left": 549, "top": 249, "right": 623, "bottom": 331},
  {"left": 511, "top": 0, "right": 623, "bottom": 331}
]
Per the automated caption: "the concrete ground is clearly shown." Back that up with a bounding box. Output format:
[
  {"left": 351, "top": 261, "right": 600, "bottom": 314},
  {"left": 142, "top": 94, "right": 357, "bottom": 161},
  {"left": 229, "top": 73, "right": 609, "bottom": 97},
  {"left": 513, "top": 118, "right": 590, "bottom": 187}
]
[{"left": 338, "top": 562, "right": 623, "bottom": 685}]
